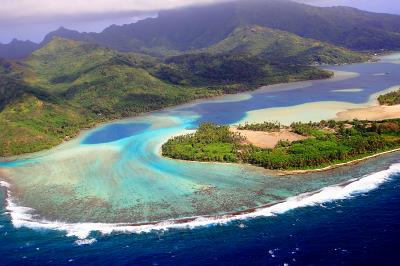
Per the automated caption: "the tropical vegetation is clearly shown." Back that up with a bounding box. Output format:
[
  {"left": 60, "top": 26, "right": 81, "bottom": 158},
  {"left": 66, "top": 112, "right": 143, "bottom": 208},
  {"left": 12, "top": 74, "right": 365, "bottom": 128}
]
[
  {"left": 378, "top": 89, "right": 400, "bottom": 106},
  {"left": 162, "top": 120, "right": 400, "bottom": 170},
  {"left": 30, "top": 0, "right": 400, "bottom": 56},
  {"left": 237, "top": 121, "right": 282, "bottom": 132},
  {"left": 0, "top": 36, "right": 342, "bottom": 157}
]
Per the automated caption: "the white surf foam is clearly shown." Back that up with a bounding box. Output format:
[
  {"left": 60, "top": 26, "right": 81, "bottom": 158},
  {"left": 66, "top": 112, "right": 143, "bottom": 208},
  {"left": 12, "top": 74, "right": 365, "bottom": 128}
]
[
  {"left": 0, "top": 181, "right": 11, "bottom": 189},
  {"left": 2, "top": 163, "right": 400, "bottom": 240},
  {"left": 75, "top": 238, "right": 97, "bottom": 246}
]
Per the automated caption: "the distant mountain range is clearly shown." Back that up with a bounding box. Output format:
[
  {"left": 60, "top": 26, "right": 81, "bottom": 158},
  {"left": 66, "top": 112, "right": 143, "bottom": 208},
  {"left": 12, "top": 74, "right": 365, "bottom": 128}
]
[
  {"left": 0, "top": 0, "right": 395, "bottom": 156},
  {"left": 1, "top": 0, "right": 400, "bottom": 60},
  {"left": 0, "top": 39, "right": 40, "bottom": 59},
  {"left": 0, "top": 28, "right": 360, "bottom": 156}
]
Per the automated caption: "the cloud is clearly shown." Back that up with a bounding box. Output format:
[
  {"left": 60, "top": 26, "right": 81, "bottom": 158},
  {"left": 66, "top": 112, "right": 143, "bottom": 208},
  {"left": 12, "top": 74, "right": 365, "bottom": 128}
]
[
  {"left": 294, "top": 0, "right": 400, "bottom": 15},
  {"left": 0, "top": 0, "right": 232, "bottom": 42},
  {"left": 0, "top": 0, "right": 232, "bottom": 20}
]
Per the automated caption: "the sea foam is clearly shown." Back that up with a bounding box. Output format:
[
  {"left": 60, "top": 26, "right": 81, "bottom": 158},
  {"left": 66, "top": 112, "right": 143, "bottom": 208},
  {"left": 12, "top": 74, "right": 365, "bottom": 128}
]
[
  {"left": 2, "top": 163, "right": 400, "bottom": 240},
  {"left": 75, "top": 238, "right": 97, "bottom": 246},
  {"left": 0, "top": 181, "right": 11, "bottom": 189}
]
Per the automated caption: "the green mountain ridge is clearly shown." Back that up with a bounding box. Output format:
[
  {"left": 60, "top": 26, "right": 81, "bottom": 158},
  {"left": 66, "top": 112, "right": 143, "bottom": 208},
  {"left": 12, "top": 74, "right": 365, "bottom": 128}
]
[
  {"left": 204, "top": 25, "right": 368, "bottom": 64},
  {"left": 2, "top": 0, "right": 400, "bottom": 60},
  {"left": 39, "top": 0, "right": 400, "bottom": 56},
  {"left": 0, "top": 39, "right": 216, "bottom": 156},
  {"left": 0, "top": 31, "right": 366, "bottom": 156}
]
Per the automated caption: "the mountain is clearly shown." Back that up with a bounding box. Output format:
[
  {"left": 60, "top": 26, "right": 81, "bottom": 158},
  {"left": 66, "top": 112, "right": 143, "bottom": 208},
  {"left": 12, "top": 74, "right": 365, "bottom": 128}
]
[
  {"left": 0, "top": 39, "right": 229, "bottom": 156},
  {"left": 41, "top": 0, "right": 400, "bottom": 54},
  {"left": 2, "top": 0, "right": 400, "bottom": 59},
  {"left": 153, "top": 26, "right": 366, "bottom": 87},
  {"left": 0, "top": 37, "right": 336, "bottom": 156},
  {"left": 41, "top": 27, "right": 87, "bottom": 45},
  {"left": 204, "top": 25, "right": 367, "bottom": 64},
  {"left": 0, "top": 39, "right": 40, "bottom": 59},
  {"left": 0, "top": 0, "right": 390, "bottom": 156}
]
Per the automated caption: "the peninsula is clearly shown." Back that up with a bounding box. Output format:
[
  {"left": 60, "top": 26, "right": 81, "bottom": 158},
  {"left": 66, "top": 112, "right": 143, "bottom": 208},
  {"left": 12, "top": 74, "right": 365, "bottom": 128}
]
[
  {"left": 162, "top": 89, "right": 400, "bottom": 171},
  {"left": 162, "top": 119, "right": 400, "bottom": 171}
]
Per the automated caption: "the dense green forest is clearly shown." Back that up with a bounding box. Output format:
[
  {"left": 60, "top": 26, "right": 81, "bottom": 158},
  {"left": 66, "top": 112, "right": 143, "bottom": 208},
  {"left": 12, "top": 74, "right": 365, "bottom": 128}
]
[
  {"left": 0, "top": 39, "right": 217, "bottom": 156},
  {"left": 162, "top": 120, "right": 400, "bottom": 170},
  {"left": 0, "top": 37, "right": 341, "bottom": 157},
  {"left": 0, "top": 11, "right": 377, "bottom": 157},
  {"left": 31, "top": 0, "right": 400, "bottom": 57},
  {"left": 155, "top": 53, "right": 333, "bottom": 88},
  {"left": 237, "top": 121, "right": 282, "bottom": 132},
  {"left": 378, "top": 89, "right": 400, "bottom": 106},
  {"left": 204, "top": 26, "right": 368, "bottom": 65}
]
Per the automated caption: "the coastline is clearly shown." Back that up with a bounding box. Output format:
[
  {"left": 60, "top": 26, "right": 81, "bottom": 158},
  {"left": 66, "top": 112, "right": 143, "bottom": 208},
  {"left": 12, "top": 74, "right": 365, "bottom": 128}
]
[
  {"left": 277, "top": 148, "right": 400, "bottom": 175},
  {"left": 1, "top": 161, "right": 398, "bottom": 239},
  {"left": 0, "top": 69, "right": 349, "bottom": 162},
  {"left": 160, "top": 144, "right": 400, "bottom": 176},
  {"left": 336, "top": 104, "right": 400, "bottom": 121},
  {"left": 2, "top": 57, "right": 399, "bottom": 173}
]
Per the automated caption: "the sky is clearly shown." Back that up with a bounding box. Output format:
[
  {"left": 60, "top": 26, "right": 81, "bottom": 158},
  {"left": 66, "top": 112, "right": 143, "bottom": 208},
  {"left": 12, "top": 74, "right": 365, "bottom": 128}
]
[
  {"left": 0, "top": 0, "right": 232, "bottom": 43},
  {"left": 296, "top": 0, "right": 400, "bottom": 14},
  {"left": 1, "top": 0, "right": 399, "bottom": 44}
]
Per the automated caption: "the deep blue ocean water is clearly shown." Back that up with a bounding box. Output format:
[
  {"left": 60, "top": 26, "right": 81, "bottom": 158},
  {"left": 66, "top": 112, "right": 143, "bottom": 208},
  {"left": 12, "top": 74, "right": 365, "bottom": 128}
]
[
  {"left": 0, "top": 174, "right": 399, "bottom": 265},
  {"left": 1, "top": 57, "right": 400, "bottom": 265}
]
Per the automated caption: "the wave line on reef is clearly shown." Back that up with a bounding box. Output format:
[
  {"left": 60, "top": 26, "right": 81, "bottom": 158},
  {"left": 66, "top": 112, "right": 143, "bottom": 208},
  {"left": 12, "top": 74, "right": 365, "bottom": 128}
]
[{"left": 1, "top": 163, "right": 400, "bottom": 241}]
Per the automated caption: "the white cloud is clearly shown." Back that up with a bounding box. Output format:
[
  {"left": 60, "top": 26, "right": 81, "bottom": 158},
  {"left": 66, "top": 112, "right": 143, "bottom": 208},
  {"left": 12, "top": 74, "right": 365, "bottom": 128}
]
[{"left": 0, "top": 0, "right": 232, "bottom": 19}]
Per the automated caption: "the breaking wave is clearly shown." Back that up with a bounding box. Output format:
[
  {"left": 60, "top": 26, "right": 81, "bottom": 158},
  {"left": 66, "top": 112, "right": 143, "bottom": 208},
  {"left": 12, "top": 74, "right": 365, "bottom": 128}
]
[{"left": 1, "top": 163, "right": 399, "bottom": 241}]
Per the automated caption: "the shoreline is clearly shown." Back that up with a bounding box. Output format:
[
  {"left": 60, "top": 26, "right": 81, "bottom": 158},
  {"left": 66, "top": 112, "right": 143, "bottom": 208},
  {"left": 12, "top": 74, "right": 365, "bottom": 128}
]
[
  {"left": 0, "top": 69, "right": 352, "bottom": 162},
  {"left": 277, "top": 148, "right": 400, "bottom": 175},
  {"left": 161, "top": 144, "right": 400, "bottom": 176},
  {"left": 336, "top": 103, "right": 400, "bottom": 121},
  {"left": 1, "top": 163, "right": 396, "bottom": 237}
]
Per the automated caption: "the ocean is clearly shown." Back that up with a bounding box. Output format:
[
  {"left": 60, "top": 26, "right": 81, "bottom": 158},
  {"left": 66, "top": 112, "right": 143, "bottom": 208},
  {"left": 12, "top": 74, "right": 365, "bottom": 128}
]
[
  {"left": 0, "top": 171, "right": 399, "bottom": 265},
  {"left": 1, "top": 55, "right": 400, "bottom": 265}
]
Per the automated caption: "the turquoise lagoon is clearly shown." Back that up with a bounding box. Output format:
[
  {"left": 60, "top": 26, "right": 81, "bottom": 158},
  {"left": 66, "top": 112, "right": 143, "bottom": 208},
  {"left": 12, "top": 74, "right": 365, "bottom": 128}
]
[{"left": 1, "top": 55, "right": 400, "bottom": 237}]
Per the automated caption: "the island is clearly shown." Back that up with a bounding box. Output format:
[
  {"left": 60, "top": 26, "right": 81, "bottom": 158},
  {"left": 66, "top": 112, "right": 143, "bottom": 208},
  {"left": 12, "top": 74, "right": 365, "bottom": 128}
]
[
  {"left": 162, "top": 118, "right": 400, "bottom": 171},
  {"left": 163, "top": 88, "right": 400, "bottom": 171}
]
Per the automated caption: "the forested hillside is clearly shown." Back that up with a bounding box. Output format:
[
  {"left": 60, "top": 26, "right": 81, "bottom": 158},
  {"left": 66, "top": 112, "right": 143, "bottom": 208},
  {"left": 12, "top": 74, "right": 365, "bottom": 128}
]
[
  {"left": 0, "top": 37, "right": 336, "bottom": 156},
  {"left": 41, "top": 0, "right": 400, "bottom": 54},
  {"left": 2, "top": 0, "right": 400, "bottom": 59}
]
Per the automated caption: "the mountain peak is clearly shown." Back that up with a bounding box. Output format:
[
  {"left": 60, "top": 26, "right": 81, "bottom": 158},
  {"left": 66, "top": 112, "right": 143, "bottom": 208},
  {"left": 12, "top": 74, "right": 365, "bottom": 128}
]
[
  {"left": 54, "top": 26, "right": 75, "bottom": 33},
  {"left": 7, "top": 38, "right": 37, "bottom": 45},
  {"left": 41, "top": 27, "right": 87, "bottom": 45},
  {"left": 0, "top": 39, "right": 40, "bottom": 59},
  {"left": 33, "top": 37, "right": 82, "bottom": 57}
]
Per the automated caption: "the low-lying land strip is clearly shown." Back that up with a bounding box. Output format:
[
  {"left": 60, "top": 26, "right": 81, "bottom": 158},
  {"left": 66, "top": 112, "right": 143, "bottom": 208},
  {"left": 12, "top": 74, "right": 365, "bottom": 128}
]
[
  {"left": 337, "top": 88, "right": 400, "bottom": 121},
  {"left": 162, "top": 120, "right": 400, "bottom": 171},
  {"left": 378, "top": 89, "right": 400, "bottom": 106}
]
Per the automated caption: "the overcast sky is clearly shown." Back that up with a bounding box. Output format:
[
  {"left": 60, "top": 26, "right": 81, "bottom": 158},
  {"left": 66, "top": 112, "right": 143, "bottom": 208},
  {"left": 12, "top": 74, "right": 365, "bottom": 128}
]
[
  {"left": 1, "top": 0, "right": 399, "bottom": 44},
  {"left": 0, "top": 0, "right": 232, "bottom": 43},
  {"left": 296, "top": 0, "right": 400, "bottom": 14}
]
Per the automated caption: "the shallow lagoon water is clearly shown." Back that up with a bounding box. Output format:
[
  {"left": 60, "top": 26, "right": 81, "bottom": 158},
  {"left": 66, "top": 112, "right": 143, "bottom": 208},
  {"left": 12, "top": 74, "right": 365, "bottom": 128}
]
[{"left": 1, "top": 55, "right": 400, "bottom": 247}]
